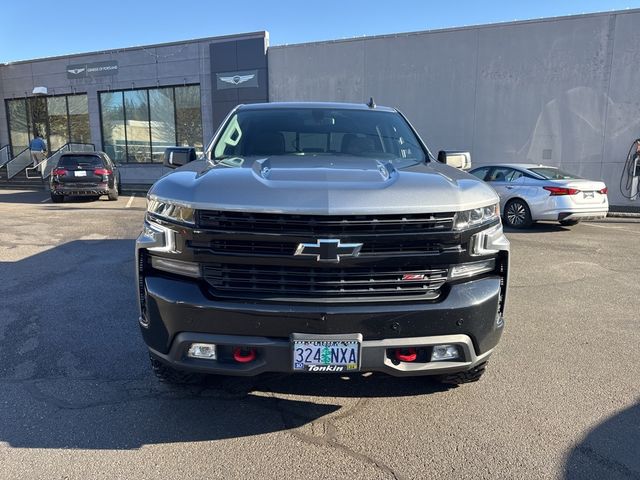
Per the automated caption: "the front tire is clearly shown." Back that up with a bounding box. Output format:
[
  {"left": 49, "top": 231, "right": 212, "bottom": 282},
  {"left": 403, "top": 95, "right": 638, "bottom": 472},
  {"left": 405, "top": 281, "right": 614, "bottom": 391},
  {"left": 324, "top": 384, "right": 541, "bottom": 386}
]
[
  {"left": 504, "top": 199, "right": 533, "bottom": 228},
  {"left": 439, "top": 361, "right": 488, "bottom": 385},
  {"left": 559, "top": 219, "right": 580, "bottom": 227},
  {"left": 149, "top": 355, "right": 204, "bottom": 385},
  {"left": 50, "top": 193, "right": 64, "bottom": 203}
]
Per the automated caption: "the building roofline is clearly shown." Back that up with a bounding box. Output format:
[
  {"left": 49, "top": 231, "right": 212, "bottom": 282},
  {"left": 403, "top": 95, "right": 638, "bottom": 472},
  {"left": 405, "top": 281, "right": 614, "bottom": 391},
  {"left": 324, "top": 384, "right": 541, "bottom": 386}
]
[
  {"left": 270, "top": 8, "right": 640, "bottom": 50},
  {"left": 1, "top": 31, "right": 268, "bottom": 66}
]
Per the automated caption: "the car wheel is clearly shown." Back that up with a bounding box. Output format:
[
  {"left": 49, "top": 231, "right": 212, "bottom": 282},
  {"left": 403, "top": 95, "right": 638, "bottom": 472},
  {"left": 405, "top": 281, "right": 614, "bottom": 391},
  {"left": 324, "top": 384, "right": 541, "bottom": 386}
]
[
  {"left": 50, "top": 193, "right": 64, "bottom": 203},
  {"left": 504, "top": 199, "right": 533, "bottom": 228},
  {"left": 559, "top": 219, "right": 580, "bottom": 227},
  {"left": 108, "top": 187, "right": 119, "bottom": 201},
  {"left": 149, "top": 354, "right": 204, "bottom": 385},
  {"left": 439, "top": 361, "right": 488, "bottom": 385}
]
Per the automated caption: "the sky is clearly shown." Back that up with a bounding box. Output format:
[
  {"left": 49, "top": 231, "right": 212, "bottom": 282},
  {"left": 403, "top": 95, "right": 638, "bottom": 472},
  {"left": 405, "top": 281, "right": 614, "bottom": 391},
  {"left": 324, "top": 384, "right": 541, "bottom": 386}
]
[{"left": 1, "top": 0, "right": 640, "bottom": 63}]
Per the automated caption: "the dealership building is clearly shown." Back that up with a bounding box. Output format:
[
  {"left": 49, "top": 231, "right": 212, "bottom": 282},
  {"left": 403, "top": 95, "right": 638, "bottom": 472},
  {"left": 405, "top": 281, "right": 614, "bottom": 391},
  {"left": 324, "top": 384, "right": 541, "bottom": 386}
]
[{"left": 1, "top": 8, "right": 639, "bottom": 206}]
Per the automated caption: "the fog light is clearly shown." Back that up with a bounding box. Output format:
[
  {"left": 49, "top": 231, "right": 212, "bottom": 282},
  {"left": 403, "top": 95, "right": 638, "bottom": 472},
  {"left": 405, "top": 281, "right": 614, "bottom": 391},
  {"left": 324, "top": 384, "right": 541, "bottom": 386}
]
[
  {"left": 431, "top": 345, "right": 460, "bottom": 361},
  {"left": 187, "top": 343, "right": 217, "bottom": 359}
]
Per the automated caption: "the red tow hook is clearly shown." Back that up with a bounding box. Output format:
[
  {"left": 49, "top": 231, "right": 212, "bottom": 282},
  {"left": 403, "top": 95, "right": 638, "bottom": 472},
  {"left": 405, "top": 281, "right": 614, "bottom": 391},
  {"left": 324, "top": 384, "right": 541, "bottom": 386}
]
[
  {"left": 395, "top": 347, "right": 417, "bottom": 362},
  {"left": 233, "top": 347, "right": 256, "bottom": 363}
]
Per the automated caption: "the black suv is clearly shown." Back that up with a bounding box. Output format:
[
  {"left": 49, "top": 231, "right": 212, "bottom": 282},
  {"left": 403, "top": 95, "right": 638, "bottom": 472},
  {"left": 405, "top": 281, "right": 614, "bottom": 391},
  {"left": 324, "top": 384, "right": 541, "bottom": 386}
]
[{"left": 50, "top": 152, "right": 121, "bottom": 203}]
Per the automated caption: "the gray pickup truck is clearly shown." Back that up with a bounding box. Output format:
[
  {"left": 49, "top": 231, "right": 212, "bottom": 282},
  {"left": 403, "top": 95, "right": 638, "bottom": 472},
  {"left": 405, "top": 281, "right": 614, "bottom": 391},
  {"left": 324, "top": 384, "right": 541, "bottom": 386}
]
[{"left": 136, "top": 102, "right": 510, "bottom": 386}]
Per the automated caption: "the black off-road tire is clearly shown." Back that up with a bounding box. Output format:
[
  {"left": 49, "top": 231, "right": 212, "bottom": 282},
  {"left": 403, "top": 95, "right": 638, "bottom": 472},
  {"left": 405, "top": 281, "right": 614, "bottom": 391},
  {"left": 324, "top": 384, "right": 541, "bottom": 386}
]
[
  {"left": 149, "top": 355, "right": 204, "bottom": 385},
  {"left": 559, "top": 219, "right": 580, "bottom": 227},
  {"left": 504, "top": 199, "right": 533, "bottom": 228},
  {"left": 50, "top": 193, "right": 64, "bottom": 203},
  {"left": 439, "top": 361, "right": 488, "bottom": 385},
  {"left": 108, "top": 187, "right": 119, "bottom": 201}
]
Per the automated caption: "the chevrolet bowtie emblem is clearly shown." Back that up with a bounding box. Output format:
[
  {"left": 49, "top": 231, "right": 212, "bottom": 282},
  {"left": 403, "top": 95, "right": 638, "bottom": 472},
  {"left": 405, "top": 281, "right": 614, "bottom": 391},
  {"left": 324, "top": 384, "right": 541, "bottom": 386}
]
[{"left": 294, "top": 239, "right": 363, "bottom": 263}]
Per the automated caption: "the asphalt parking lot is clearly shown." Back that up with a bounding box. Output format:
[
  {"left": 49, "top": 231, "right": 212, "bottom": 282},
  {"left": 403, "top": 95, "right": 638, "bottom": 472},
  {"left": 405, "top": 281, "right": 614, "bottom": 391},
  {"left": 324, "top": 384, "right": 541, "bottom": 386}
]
[{"left": 0, "top": 189, "right": 638, "bottom": 480}]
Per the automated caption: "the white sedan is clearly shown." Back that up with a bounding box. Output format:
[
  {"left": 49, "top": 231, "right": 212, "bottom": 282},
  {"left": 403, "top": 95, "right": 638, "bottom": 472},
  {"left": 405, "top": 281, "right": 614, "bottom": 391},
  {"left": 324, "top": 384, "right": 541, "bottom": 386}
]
[{"left": 469, "top": 164, "right": 609, "bottom": 228}]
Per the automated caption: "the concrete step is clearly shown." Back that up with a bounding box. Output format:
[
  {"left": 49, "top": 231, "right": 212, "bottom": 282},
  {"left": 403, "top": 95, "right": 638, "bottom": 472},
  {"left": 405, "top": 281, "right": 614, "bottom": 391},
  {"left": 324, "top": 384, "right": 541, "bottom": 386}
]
[{"left": 0, "top": 167, "right": 46, "bottom": 190}]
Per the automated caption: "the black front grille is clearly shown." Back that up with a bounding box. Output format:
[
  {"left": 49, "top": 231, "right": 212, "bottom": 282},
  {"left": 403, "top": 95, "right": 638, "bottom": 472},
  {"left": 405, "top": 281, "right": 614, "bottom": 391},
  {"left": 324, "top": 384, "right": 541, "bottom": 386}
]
[
  {"left": 197, "top": 210, "right": 455, "bottom": 234},
  {"left": 203, "top": 264, "right": 448, "bottom": 301},
  {"left": 189, "top": 210, "right": 462, "bottom": 302}
]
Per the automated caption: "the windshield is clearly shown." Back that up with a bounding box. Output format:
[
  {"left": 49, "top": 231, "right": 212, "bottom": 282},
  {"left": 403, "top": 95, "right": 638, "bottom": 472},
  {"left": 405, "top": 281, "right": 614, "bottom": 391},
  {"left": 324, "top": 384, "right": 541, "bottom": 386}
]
[
  {"left": 211, "top": 108, "right": 427, "bottom": 165},
  {"left": 528, "top": 167, "right": 582, "bottom": 180}
]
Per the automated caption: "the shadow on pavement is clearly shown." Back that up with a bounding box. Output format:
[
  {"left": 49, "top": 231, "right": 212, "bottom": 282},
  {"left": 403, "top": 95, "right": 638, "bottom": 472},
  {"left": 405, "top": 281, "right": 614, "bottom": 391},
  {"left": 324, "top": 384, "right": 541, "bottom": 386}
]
[
  {"left": 564, "top": 401, "right": 640, "bottom": 479},
  {"left": 0, "top": 239, "right": 446, "bottom": 450},
  {"left": 503, "top": 222, "right": 570, "bottom": 233},
  {"left": 0, "top": 190, "right": 47, "bottom": 204}
]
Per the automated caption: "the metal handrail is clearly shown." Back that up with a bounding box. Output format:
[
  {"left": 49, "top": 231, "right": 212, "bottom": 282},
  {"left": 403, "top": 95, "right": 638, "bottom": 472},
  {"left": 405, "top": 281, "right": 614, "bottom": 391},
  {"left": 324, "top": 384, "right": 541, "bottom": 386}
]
[
  {"left": 26, "top": 142, "right": 96, "bottom": 179},
  {"left": 0, "top": 145, "right": 10, "bottom": 168},
  {"left": 6, "top": 147, "right": 32, "bottom": 179}
]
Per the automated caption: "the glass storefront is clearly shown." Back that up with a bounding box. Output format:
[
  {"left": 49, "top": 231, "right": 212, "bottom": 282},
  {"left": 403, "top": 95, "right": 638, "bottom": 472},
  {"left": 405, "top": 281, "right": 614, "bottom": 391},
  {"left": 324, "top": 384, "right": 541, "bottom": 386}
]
[
  {"left": 99, "top": 85, "right": 202, "bottom": 163},
  {"left": 5, "top": 94, "right": 91, "bottom": 158}
]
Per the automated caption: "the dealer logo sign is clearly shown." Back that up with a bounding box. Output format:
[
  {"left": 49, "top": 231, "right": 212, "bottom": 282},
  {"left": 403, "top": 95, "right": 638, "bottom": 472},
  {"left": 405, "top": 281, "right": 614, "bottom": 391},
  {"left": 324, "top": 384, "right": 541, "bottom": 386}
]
[
  {"left": 216, "top": 69, "right": 259, "bottom": 90},
  {"left": 67, "top": 61, "right": 118, "bottom": 79}
]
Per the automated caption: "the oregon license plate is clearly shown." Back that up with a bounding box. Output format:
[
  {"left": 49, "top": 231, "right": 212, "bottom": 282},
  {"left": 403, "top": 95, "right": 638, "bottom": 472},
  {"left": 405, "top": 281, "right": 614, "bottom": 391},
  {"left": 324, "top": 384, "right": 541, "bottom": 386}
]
[{"left": 292, "top": 339, "right": 360, "bottom": 373}]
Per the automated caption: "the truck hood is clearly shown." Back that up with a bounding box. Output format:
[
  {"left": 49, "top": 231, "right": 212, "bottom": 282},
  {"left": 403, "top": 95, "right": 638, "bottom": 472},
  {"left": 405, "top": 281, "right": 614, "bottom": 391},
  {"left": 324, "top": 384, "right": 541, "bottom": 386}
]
[{"left": 148, "top": 155, "right": 498, "bottom": 214}]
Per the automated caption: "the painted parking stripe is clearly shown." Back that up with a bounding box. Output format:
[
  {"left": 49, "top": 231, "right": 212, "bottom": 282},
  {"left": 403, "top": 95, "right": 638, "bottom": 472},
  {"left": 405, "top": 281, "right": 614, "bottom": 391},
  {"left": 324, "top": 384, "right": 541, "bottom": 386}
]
[
  {"left": 583, "top": 222, "right": 640, "bottom": 235},
  {"left": 125, "top": 194, "right": 136, "bottom": 208},
  {"left": 40, "top": 197, "right": 50, "bottom": 203}
]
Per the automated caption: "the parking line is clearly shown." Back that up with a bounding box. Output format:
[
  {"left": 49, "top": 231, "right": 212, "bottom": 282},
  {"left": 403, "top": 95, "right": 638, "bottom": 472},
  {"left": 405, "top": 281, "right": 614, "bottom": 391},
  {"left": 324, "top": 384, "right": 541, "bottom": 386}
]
[
  {"left": 125, "top": 194, "right": 136, "bottom": 208},
  {"left": 583, "top": 222, "right": 639, "bottom": 235},
  {"left": 40, "top": 197, "right": 50, "bottom": 203}
]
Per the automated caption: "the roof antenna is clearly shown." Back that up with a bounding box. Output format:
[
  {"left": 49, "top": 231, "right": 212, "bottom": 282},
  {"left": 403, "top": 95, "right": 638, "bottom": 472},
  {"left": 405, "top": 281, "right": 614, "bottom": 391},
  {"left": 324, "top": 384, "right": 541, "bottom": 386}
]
[{"left": 366, "top": 97, "right": 376, "bottom": 109}]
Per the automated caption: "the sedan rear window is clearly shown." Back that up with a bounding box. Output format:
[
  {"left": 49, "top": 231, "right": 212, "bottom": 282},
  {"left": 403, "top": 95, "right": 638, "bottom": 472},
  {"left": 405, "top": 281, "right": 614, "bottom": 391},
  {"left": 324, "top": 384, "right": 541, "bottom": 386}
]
[
  {"left": 528, "top": 167, "right": 582, "bottom": 180},
  {"left": 58, "top": 155, "right": 104, "bottom": 168}
]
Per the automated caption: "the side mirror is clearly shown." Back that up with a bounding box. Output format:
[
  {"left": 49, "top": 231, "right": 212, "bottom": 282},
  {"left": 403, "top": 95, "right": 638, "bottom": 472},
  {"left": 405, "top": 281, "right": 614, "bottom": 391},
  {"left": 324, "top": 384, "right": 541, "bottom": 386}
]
[
  {"left": 164, "top": 147, "right": 197, "bottom": 169},
  {"left": 437, "top": 150, "right": 472, "bottom": 170}
]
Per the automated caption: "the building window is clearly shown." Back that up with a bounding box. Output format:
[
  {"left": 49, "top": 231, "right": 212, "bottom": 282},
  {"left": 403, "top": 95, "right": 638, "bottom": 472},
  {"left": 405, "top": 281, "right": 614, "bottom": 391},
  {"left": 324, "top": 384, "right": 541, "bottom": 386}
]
[
  {"left": 5, "top": 93, "right": 90, "bottom": 158},
  {"left": 99, "top": 85, "right": 203, "bottom": 164}
]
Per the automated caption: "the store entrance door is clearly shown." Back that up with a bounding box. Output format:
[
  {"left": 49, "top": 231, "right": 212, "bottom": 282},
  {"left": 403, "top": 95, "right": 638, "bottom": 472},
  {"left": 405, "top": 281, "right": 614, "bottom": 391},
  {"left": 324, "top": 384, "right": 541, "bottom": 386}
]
[{"left": 27, "top": 96, "right": 50, "bottom": 155}]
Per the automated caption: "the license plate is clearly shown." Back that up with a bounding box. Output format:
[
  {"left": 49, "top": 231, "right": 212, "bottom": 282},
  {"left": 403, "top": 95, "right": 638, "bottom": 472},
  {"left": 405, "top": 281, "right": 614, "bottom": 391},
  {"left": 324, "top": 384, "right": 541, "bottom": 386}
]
[
  {"left": 74, "top": 170, "right": 87, "bottom": 177},
  {"left": 292, "top": 339, "right": 360, "bottom": 372},
  {"left": 583, "top": 191, "right": 594, "bottom": 199}
]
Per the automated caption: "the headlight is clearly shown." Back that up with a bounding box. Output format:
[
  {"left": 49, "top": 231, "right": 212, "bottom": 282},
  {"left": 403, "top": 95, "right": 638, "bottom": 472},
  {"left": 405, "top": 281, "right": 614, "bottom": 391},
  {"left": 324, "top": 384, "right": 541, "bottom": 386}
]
[
  {"left": 454, "top": 203, "right": 500, "bottom": 230},
  {"left": 147, "top": 198, "right": 195, "bottom": 225}
]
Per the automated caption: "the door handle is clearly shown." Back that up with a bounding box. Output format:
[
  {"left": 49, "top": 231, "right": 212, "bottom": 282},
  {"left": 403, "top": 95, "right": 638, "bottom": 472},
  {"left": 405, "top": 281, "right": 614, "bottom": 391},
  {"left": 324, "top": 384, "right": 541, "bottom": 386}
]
[{"left": 506, "top": 186, "right": 514, "bottom": 189}]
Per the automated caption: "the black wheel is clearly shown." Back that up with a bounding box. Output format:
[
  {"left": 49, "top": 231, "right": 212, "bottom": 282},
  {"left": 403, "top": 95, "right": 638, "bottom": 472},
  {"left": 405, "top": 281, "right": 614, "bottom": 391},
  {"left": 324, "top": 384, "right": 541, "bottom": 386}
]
[
  {"left": 149, "top": 355, "right": 204, "bottom": 385},
  {"left": 439, "top": 361, "right": 488, "bottom": 385},
  {"left": 559, "top": 219, "right": 580, "bottom": 227},
  {"left": 504, "top": 199, "right": 533, "bottom": 228},
  {"left": 50, "top": 193, "right": 64, "bottom": 203},
  {"left": 107, "top": 187, "right": 119, "bottom": 201}
]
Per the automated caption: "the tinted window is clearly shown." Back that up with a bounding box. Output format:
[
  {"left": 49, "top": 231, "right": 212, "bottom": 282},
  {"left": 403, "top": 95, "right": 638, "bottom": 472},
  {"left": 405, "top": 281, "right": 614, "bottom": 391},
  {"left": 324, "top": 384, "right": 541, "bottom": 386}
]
[
  {"left": 212, "top": 108, "right": 426, "bottom": 165},
  {"left": 58, "top": 155, "right": 104, "bottom": 168},
  {"left": 487, "top": 167, "right": 520, "bottom": 182},
  {"left": 470, "top": 167, "right": 490, "bottom": 181},
  {"left": 528, "top": 167, "right": 582, "bottom": 180}
]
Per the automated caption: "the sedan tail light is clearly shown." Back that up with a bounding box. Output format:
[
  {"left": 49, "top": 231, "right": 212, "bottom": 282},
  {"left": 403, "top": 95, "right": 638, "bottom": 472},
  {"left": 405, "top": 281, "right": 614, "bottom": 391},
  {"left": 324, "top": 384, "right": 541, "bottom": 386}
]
[
  {"left": 94, "top": 168, "right": 112, "bottom": 176},
  {"left": 52, "top": 168, "right": 67, "bottom": 176},
  {"left": 598, "top": 187, "right": 608, "bottom": 194},
  {"left": 543, "top": 186, "right": 580, "bottom": 196}
]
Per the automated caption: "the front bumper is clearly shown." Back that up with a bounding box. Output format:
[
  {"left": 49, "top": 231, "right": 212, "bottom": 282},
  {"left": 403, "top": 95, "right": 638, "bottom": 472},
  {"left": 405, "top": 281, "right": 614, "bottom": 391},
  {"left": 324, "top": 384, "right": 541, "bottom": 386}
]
[
  {"left": 149, "top": 332, "right": 494, "bottom": 377},
  {"left": 140, "top": 273, "right": 505, "bottom": 377}
]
